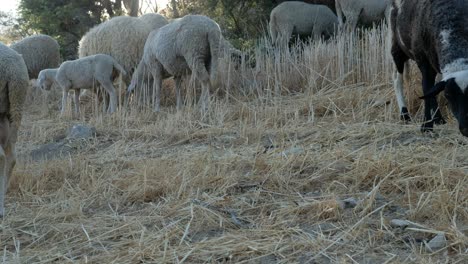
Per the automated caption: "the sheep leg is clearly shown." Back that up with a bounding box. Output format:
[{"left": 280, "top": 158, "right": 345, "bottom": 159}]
[
  {"left": 418, "top": 62, "right": 445, "bottom": 132},
  {"left": 191, "top": 59, "right": 212, "bottom": 113},
  {"left": 391, "top": 42, "right": 411, "bottom": 122},
  {"left": 61, "top": 88, "right": 69, "bottom": 116},
  {"left": 99, "top": 81, "right": 118, "bottom": 113},
  {"left": 147, "top": 62, "right": 163, "bottom": 112},
  {"left": 335, "top": 0, "right": 344, "bottom": 29},
  {"left": 174, "top": 76, "right": 182, "bottom": 111},
  {"left": 0, "top": 114, "right": 15, "bottom": 218},
  {"left": 345, "top": 12, "right": 359, "bottom": 32},
  {"left": 74, "top": 89, "right": 81, "bottom": 118}
]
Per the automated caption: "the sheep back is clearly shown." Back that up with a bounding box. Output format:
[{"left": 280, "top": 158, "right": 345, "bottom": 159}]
[
  {"left": 10, "top": 34, "right": 60, "bottom": 79},
  {"left": 336, "top": 0, "right": 390, "bottom": 25},
  {"left": 0, "top": 43, "right": 29, "bottom": 137},
  {"left": 270, "top": 1, "right": 337, "bottom": 42},
  {"left": 78, "top": 14, "right": 168, "bottom": 83},
  {"left": 143, "top": 15, "right": 222, "bottom": 77}
]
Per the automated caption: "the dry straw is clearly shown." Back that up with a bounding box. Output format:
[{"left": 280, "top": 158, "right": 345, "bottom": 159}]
[{"left": 1, "top": 24, "right": 466, "bottom": 263}]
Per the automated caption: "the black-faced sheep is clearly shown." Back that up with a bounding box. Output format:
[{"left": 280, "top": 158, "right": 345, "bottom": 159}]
[
  {"left": 335, "top": 0, "right": 391, "bottom": 31},
  {"left": 10, "top": 34, "right": 61, "bottom": 79},
  {"left": 269, "top": 1, "right": 338, "bottom": 46},
  {"left": 52, "top": 54, "right": 126, "bottom": 116},
  {"left": 127, "top": 15, "right": 228, "bottom": 113},
  {"left": 0, "top": 43, "right": 29, "bottom": 217},
  {"left": 391, "top": 0, "right": 468, "bottom": 136},
  {"left": 78, "top": 13, "right": 168, "bottom": 85}
]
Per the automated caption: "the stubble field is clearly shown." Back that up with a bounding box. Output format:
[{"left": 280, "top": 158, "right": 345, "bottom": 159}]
[{"left": 1, "top": 25, "right": 467, "bottom": 263}]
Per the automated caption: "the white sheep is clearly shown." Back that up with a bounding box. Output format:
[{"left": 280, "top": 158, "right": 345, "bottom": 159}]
[
  {"left": 10, "top": 34, "right": 61, "bottom": 79},
  {"left": 269, "top": 1, "right": 338, "bottom": 46},
  {"left": 36, "top": 68, "right": 58, "bottom": 91},
  {"left": 53, "top": 54, "right": 126, "bottom": 116},
  {"left": 78, "top": 13, "right": 168, "bottom": 85},
  {"left": 335, "top": 0, "right": 391, "bottom": 32},
  {"left": 128, "top": 15, "right": 228, "bottom": 113},
  {"left": 0, "top": 43, "right": 29, "bottom": 217}
]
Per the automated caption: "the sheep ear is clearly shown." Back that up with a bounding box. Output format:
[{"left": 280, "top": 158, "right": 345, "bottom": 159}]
[{"left": 420, "top": 81, "right": 447, "bottom": 99}]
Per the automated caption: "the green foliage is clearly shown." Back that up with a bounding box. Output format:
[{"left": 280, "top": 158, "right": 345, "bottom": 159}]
[{"left": 18, "top": 0, "right": 126, "bottom": 59}]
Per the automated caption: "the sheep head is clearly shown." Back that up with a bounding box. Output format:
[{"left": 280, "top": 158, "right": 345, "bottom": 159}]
[{"left": 422, "top": 70, "right": 468, "bottom": 137}]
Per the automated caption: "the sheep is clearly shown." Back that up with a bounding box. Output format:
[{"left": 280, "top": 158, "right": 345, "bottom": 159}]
[
  {"left": 10, "top": 34, "right": 61, "bottom": 79},
  {"left": 78, "top": 13, "right": 168, "bottom": 85},
  {"left": 391, "top": 0, "right": 468, "bottom": 137},
  {"left": 53, "top": 54, "right": 126, "bottom": 116},
  {"left": 127, "top": 15, "right": 230, "bottom": 113},
  {"left": 269, "top": 1, "right": 338, "bottom": 46},
  {"left": 335, "top": 0, "right": 391, "bottom": 32},
  {"left": 277, "top": 0, "right": 336, "bottom": 14},
  {"left": 0, "top": 43, "right": 29, "bottom": 217},
  {"left": 36, "top": 68, "right": 58, "bottom": 91}
]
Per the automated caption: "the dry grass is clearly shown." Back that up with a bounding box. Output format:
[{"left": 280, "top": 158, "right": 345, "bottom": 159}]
[{"left": 1, "top": 25, "right": 467, "bottom": 263}]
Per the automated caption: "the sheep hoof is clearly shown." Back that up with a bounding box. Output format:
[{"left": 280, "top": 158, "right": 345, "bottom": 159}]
[
  {"left": 420, "top": 122, "right": 435, "bottom": 134},
  {"left": 400, "top": 107, "right": 411, "bottom": 123},
  {"left": 434, "top": 116, "right": 446, "bottom": 125}
]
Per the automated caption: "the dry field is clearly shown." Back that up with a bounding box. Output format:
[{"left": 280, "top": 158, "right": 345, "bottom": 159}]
[{"left": 1, "top": 26, "right": 467, "bottom": 263}]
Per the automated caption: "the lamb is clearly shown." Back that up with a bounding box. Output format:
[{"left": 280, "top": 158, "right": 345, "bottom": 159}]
[
  {"left": 53, "top": 54, "right": 126, "bottom": 116},
  {"left": 78, "top": 13, "right": 168, "bottom": 85},
  {"left": 36, "top": 68, "right": 58, "bottom": 91},
  {"left": 335, "top": 0, "right": 391, "bottom": 31},
  {"left": 10, "top": 34, "right": 61, "bottom": 79},
  {"left": 269, "top": 1, "right": 338, "bottom": 46},
  {"left": 127, "top": 15, "right": 228, "bottom": 113},
  {"left": 0, "top": 43, "right": 29, "bottom": 217},
  {"left": 391, "top": 0, "right": 468, "bottom": 137}
]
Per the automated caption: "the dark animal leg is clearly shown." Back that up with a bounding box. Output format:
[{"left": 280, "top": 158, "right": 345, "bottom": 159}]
[{"left": 419, "top": 62, "right": 445, "bottom": 132}]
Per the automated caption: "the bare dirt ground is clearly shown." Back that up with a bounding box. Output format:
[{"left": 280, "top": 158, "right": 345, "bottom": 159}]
[{"left": 1, "top": 27, "right": 467, "bottom": 263}]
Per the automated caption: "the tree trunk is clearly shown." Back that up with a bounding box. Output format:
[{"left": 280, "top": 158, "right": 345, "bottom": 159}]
[
  {"left": 171, "top": 0, "right": 179, "bottom": 18},
  {"left": 123, "top": 0, "right": 139, "bottom": 17}
]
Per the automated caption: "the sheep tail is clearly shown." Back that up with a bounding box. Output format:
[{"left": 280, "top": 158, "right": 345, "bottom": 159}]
[{"left": 112, "top": 58, "right": 127, "bottom": 76}]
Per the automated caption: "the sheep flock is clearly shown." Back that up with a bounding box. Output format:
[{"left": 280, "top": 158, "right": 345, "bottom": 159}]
[{"left": 0, "top": 0, "right": 467, "bottom": 262}]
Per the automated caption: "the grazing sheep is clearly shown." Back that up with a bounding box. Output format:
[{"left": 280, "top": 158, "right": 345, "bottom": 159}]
[
  {"left": 54, "top": 54, "right": 126, "bottom": 116},
  {"left": 278, "top": 0, "right": 336, "bottom": 14},
  {"left": 0, "top": 43, "right": 29, "bottom": 217},
  {"left": 335, "top": 0, "right": 391, "bottom": 31},
  {"left": 391, "top": 0, "right": 468, "bottom": 136},
  {"left": 10, "top": 34, "right": 61, "bottom": 79},
  {"left": 269, "top": 1, "right": 338, "bottom": 46},
  {"left": 128, "top": 15, "right": 229, "bottom": 113},
  {"left": 78, "top": 13, "right": 168, "bottom": 85},
  {"left": 36, "top": 68, "right": 58, "bottom": 91}
]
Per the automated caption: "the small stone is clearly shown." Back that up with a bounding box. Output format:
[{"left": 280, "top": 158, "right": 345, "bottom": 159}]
[
  {"left": 390, "top": 219, "right": 411, "bottom": 229},
  {"left": 426, "top": 233, "right": 447, "bottom": 252},
  {"left": 67, "top": 124, "right": 96, "bottom": 139},
  {"left": 371, "top": 99, "right": 390, "bottom": 108},
  {"left": 342, "top": 197, "right": 358, "bottom": 209},
  {"left": 280, "top": 146, "right": 304, "bottom": 157}
]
